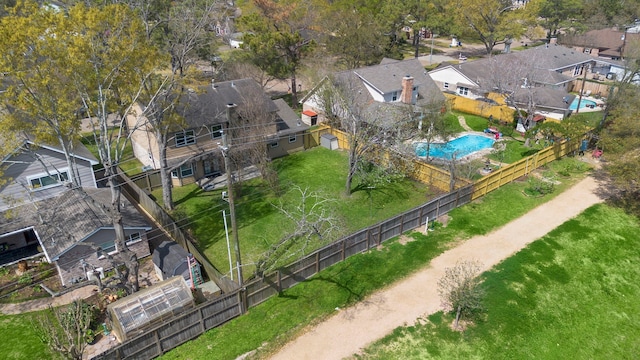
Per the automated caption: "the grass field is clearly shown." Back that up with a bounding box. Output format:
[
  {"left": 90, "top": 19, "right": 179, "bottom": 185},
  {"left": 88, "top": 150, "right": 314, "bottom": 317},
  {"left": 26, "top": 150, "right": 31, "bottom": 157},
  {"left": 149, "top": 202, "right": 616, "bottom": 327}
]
[
  {"left": 154, "top": 147, "right": 437, "bottom": 278},
  {"left": 160, "top": 158, "right": 592, "bottom": 360},
  {"left": 355, "top": 204, "right": 640, "bottom": 359},
  {"left": 0, "top": 312, "right": 53, "bottom": 359}
]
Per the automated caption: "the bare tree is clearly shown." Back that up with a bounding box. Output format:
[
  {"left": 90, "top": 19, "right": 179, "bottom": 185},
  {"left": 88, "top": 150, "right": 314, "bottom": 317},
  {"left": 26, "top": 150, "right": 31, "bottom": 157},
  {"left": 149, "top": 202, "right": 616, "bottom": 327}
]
[
  {"left": 166, "top": 0, "right": 222, "bottom": 76},
  {"left": 230, "top": 86, "right": 280, "bottom": 189},
  {"left": 437, "top": 260, "right": 485, "bottom": 329},
  {"left": 33, "top": 300, "right": 97, "bottom": 360},
  {"left": 254, "top": 186, "right": 341, "bottom": 277},
  {"left": 316, "top": 74, "right": 406, "bottom": 195}
]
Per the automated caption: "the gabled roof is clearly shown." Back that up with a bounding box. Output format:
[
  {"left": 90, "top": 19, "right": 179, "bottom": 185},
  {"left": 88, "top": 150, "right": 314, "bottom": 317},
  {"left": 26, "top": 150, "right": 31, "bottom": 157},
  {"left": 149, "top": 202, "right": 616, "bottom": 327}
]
[
  {"left": 1, "top": 133, "right": 98, "bottom": 166},
  {"left": 510, "top": 88, "right": 576, "bottom": 111},
  {"left": 430, "top": 44, "right": 590, "bottom": 91},
  {"left": 272, "top": 98, "right": 309, "bottom": 136},
  {"left": 0, "top": 187, "right": 150, "bottom": 261},
  {"left": 517, "top": 44, "right": 595, "bottom": 71},
  {"left": 557, "top": 28, "right": 640, "bottom": 55},
  {"left": 177, "top": 78, "right": 278, "bottom": 128},
  {"left": 350, "top": 58, "right": 444, "bottom": 103}
]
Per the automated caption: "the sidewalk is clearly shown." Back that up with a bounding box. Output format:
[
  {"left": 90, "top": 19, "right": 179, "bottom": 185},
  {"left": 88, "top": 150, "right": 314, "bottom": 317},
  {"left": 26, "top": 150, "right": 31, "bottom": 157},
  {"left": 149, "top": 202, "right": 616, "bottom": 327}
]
[
  {"left": 0, "top": 284, "right": 99, "bottom": 315},
  {"left": 268, "top": 175, "right": 604, "bottom": 360}
]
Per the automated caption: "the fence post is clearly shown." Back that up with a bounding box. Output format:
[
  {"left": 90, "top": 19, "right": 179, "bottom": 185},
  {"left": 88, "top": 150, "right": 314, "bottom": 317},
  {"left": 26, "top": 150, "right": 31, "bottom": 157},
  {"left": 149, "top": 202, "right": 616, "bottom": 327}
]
[
  {"left": 155, "top": 329, "right": 162, "bottom": 355},
  {"left": 277, "top": 270, "right": 282, "bottom": 293},
  {"left": 377, "top": 224, "right": 382, "bottom": 246},
  {"left": 399, "top": 214, "right": 405, "bottom": 235},
  {"left": 315, "top": 252, "right": 320, "bottom": 273},
  {"left": 341, "top": 240, "right": 346, "bottom": 261}
]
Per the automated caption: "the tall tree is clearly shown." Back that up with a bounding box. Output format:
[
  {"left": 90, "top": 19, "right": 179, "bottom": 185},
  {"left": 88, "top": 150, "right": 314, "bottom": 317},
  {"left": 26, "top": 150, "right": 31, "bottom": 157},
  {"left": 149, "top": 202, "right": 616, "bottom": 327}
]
[
  {"left": 0, "top": 1, "right": 85, "bottom": 186},
  {"left": 537, "top": 0, "right": 583, "bottom": 39},
  {"left": 71, "top": 3, "right": 167, "bottom": 293},
  {"left": 1, "top": 1, "right": 166, "bottom": 294},
  {"left": 454, "top": 0, "right": 531, "bottom": 54},
  {"left": 240, "top": 0, "right": 315, "bottom": 105}
]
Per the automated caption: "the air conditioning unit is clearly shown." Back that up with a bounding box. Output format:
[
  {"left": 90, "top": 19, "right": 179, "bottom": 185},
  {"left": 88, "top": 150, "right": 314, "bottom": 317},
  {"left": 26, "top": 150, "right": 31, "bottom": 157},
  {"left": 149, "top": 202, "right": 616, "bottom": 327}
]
[{"left": 86, "top": 267, "right": 105, "bottom": 281}]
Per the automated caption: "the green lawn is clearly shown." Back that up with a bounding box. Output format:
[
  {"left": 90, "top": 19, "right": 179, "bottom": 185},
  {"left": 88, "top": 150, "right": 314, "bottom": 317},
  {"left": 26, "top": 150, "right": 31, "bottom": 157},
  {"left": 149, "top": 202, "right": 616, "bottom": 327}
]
[
  {"left": 452, "top": 111, "right": 489, "bottom": 132},
  {"left": 80, "top": 131, "right": 144, "bottom": 176},
  {"left": 355, "top": 203, "right": 640, "bottom": 359},
  {"left": 154, "top": 147, "right": 437, "bottom": 278},
  {"left": 489, "top": 138, "right": 543, "bottom": 164},
  {"left": 160, "top": 158, "right": 592, "bottom": 360},
  {"left": 0, "top": 312, "right": 54, "bottom": 360}
]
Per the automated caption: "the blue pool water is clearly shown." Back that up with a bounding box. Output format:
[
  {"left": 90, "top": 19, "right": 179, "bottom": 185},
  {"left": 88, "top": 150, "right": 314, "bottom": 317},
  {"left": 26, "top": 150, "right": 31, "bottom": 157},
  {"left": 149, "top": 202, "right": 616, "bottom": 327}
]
[
  {"left": 569, "top": 98, "right": 597, "bottom": 110},
  {"left": 415, "top": 134, "right": 495, "bottom": 159}
]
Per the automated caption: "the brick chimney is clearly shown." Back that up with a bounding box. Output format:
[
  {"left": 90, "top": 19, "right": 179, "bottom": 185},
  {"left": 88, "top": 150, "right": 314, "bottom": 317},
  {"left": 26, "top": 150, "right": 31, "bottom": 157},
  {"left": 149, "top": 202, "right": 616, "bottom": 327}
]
[{"left": 400, "top": 75, "right": 414, "bottom": 104}]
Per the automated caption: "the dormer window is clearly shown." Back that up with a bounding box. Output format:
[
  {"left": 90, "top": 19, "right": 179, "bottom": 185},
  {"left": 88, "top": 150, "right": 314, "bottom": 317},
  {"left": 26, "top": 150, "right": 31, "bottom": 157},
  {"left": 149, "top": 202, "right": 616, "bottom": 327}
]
[
  {"left": 27, "top": 170, "right": 69, "bottom": 191},
  {"left": 392, "top": 91, "right": 398, "bottom": 101},
  {"left": 175, "top": 130, "right": 196, "bottom": 147}
]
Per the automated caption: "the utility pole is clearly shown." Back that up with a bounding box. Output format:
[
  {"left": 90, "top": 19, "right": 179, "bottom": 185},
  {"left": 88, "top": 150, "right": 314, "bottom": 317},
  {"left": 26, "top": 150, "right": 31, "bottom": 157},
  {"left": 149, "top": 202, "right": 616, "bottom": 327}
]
[{"left": 221, "top": 103, "right": 243, "bottom": 286}]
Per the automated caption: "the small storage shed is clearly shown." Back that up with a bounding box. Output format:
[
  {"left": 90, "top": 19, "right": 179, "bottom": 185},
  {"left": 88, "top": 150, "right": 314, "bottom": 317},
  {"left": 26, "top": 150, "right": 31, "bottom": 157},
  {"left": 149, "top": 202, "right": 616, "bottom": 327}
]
[
  {"left": 320, "top": 134, "right": 339, "bottom": 150},
  {"left": 152, "top": 241, "right": 194, "bottom": 286},
  {"left": 107, "top": 276, "right": 194, "bottom": 341}
]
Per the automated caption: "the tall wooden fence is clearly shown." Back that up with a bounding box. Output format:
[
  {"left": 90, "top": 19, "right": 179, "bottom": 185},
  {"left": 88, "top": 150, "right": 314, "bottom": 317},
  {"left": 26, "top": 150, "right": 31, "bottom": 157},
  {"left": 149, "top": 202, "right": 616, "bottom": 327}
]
[
  {"left": 444, "top": 93, "right": 516, "bottom": 123},
  {"left": 92, "top": 184, "right": 473, "bottom": 360},
  {"left": 472, "top": 137, "right": 580, "bottom": 200}
]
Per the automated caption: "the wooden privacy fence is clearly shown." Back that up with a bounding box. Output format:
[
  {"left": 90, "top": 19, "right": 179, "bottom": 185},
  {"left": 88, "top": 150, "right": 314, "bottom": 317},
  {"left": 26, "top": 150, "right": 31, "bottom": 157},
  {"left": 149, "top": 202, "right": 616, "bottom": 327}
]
[
  {"left": 472, "top": 137, "right": 580, "bottom": 200},
  {"left": 310, "top": 125, "right": 457, "bottom": 192},
  {"left": 117, "top": 169, "right": 238, "bottom": 293},
  {"left": 92, "top": 184, "right": 473, "bottom": 360},
  {"left": 444, "top": 93, "right": 516, "bottom": 123}
]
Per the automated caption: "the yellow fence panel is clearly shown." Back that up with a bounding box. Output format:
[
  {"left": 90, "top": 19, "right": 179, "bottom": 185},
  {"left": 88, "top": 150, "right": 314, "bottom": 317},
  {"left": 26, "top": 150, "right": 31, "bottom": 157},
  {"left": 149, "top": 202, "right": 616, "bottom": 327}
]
[{"left": 444, "top": 93, "right": 515, "bottom": 124}]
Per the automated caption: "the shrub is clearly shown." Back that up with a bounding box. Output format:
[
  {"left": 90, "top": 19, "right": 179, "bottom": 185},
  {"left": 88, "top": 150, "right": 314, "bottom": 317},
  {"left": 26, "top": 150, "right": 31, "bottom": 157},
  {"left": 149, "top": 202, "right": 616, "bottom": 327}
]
[
  {"left": 524, "top": 177, "right": 555, "bottom": 197},
  {"left": 18, "top": 274, "right": 33, "bottom": 285}
]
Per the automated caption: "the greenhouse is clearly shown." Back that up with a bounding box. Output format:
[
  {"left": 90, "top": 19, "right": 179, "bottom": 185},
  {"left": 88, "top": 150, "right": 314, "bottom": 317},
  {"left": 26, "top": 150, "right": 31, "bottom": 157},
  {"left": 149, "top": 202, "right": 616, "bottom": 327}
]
[{"left": 107, "top": 276, "right": 194, "bottom": 341}]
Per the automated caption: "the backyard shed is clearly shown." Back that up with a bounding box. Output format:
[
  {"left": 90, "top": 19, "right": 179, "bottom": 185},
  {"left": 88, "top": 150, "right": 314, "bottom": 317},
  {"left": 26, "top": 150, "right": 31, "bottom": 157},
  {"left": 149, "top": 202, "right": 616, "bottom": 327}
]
[
  {"left": 152, "top": 240, "right": 193, "bottom": 285},
  {"left": 320, "top": 134, "right": 338, "bottom": 150},
  {"left": 107, "top": 276, "right": 194, "bottom": 342}
]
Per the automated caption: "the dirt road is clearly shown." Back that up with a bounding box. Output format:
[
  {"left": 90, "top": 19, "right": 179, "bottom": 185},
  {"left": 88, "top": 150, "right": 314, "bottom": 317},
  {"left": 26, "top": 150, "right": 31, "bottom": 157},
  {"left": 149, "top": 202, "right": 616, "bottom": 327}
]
[{"left": 268, "top": 175, "right": 604, "bottom": 360}]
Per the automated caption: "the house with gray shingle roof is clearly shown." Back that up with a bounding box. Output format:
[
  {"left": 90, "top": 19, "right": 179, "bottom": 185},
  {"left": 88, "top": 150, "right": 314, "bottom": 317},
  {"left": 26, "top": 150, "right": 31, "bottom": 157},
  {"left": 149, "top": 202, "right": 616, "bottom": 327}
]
[
  {"left": 300, "top": 58, "right": 445, "bottom": 129},
  {"left": 0, "top": 134, "right": 99, "bottom": 211},
  {"left": 127, "top": 78, "right": 305, "bottom": 187},
  {"left": 428, "top": 44, "right": 595, "bottom": 119},
  {"left": 0, "top": 187, "right": 152, "bottom": 286}
]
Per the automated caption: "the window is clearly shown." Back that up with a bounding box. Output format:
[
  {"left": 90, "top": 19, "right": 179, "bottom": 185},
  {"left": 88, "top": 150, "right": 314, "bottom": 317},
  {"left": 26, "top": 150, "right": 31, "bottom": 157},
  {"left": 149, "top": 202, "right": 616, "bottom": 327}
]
[
  {"left": 391, "top": 91, "right": 398, "bottom": 101},
  {"left": 98, "top": 241, "right": 116, "bottom": 255},
  {"left": 28, "top": 170, "right": 69, "bottom": 191},
  {"left": 203, "top": 159, "right": 220, "bottom": 176},
  {"left": 443, "top": 82, "right": 449, "bottom": 89},
  {"left": 127, "top": 232, "right": 142, "bottom": 245},
  {"left": 457, "top": 86, "right": 469, "bottom": 96},
  {"left": 289, "top": 135, "right": 296, "bottom": 143},
  {"left": 270, "top": 142, "right": 279, "bottom": 148},
  {"left": 171, "top": 164, "right": 194, "bottom": 178},
  {"left": 211, "top": 124, "right": 223, "bottom": 139},
  {"left": 573, "top": 66, "right": 582, "bottom": 76},
  {"left": 175, "top": 130, "right": 196, "bottom": 147}
]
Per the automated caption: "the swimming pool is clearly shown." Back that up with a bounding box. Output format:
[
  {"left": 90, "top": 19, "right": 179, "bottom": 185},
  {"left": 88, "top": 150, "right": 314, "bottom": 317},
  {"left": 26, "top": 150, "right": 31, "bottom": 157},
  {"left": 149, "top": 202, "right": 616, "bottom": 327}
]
[
  {"left": 415, "top": 134, "right": 495, "bottom": 159},
  {"left": 569, "top": 98, "right": 597, "bottom": 111}
]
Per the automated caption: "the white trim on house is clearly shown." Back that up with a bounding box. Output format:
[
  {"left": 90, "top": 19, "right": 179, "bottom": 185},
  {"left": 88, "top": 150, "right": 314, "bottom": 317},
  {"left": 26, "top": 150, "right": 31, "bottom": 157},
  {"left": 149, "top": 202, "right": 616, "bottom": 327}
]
[{"left": 26, "top": 168, "right": 70, "bottom": 191}]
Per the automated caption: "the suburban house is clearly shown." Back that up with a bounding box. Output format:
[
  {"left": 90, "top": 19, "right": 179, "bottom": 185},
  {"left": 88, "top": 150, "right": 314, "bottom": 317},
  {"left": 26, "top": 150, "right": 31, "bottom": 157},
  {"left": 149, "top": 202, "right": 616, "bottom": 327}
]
[
  {"left": 0, "top": 134, "right": 99, "bottom": 211},
  {"left": 127, "top": 78, "right": 307, "bottom": 187},
  {"left": 557, "top": 27, "right": 640, "bottom": 83},
  {"left": 269, "top": 98, "right": 309, "bottom": 159},
  {"left": 0, "top": 187, "right": 152, "bottom": 286},
  {"left": 557, "top": 27, "right": 640, "bottom": 61},
  {"left": 300, "top": 58, "right": 446, "bottom": 127},
  {"left": 428, "top": 44, "right": 595, "bottom": 119}
]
